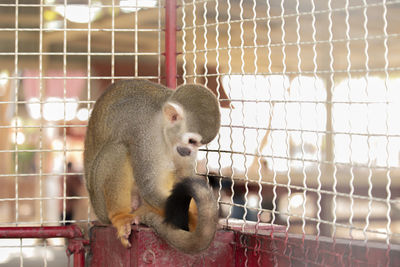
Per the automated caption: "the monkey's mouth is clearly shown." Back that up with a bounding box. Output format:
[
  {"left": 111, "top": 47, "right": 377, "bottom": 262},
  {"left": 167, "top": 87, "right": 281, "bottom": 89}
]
[{"left": 177, "top": 146, "right": 191, "bottom": 157}]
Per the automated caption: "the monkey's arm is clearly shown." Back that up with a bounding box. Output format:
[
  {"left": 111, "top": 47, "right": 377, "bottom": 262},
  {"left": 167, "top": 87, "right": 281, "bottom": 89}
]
[{"left": 129, "top": 145, "right": 175, "bottom": 210}]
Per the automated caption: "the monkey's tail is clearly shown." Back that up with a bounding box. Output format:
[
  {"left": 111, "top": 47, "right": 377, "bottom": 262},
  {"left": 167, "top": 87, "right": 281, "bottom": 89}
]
[{"left": 140, "top": 177, "right": 218, "bottom": 254}]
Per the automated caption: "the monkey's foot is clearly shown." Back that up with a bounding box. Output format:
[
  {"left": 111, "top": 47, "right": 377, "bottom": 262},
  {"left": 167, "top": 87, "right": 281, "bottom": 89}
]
[{"left": 111, "top": 213, "right": 137, "bottom": 248}]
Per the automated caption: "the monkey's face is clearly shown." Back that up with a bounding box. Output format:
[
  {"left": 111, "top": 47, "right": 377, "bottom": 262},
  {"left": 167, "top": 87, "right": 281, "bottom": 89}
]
[
  {"left": 165, "top": 121, "right": 201, "bottom": 160},
  {"left": 175, "top": 132, "right": 202, "bottom": 158},
  {"left": 165, "top": 123, "right": 202, "bottom": 173},
  {"left": 163, "top": 101, "right": 202, "bottom": 166},
  {"left": 172, "top": 132, "right": 202, "bottom": 174}
]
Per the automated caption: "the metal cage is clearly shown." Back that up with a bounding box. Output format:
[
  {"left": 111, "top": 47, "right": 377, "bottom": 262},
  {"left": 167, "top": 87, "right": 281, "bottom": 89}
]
[{"left": 0, "top": 0, "right": 399, "bottom": 266}]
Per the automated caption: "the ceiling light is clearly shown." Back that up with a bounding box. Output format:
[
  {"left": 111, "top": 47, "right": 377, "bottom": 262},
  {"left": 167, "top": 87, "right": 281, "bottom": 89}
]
[
  {"left": 54, "top": 4, "right": 101, "bottom": 23},
  {"left": 120, "top": 0, "right": 157, "bottom": 13}
]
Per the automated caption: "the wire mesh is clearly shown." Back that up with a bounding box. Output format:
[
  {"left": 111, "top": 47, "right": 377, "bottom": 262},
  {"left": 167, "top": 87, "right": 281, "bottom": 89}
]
[
  {"left": 0, "top": 0, "right": 163, "bottom": 265},
  {"left": 179, "top": 0, "right": 400, "bottom": 265}
]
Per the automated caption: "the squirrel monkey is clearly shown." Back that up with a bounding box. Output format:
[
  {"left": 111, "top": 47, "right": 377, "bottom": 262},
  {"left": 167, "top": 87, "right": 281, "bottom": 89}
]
[{"left": 84, "top": 79, "right": 220, "bottom": 253}]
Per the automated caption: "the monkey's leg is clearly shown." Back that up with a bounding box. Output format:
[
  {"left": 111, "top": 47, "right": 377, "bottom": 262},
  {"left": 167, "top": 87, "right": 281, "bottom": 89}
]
[{"left": 95, "top": 143, "right": 136, "bottom": 247}]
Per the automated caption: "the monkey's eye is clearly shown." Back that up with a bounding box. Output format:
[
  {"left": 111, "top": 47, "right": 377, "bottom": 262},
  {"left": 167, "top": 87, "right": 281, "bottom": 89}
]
[{"left": 189, "top": 138, "right": 198, "bottom": 146}]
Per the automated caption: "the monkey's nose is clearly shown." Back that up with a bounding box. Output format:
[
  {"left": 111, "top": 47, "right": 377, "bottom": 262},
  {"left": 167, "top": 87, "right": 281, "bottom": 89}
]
[{"left": 177, "top": 146, "right": 191, "bottom": 157}]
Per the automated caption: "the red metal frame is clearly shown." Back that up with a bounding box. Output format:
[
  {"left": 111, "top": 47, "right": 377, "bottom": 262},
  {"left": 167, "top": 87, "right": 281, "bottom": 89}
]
[
  {"left": 165, "top": 0, "right": 177, "bottom": 89},
  {"left": 0, "top": 225, "right": 88, "bottom": 267}
]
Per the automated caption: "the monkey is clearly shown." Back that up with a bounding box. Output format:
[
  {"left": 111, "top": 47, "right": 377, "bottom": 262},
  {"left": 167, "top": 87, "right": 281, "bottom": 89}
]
[{"left": 84, "top": 79, "right": 220, "bottom": 253}]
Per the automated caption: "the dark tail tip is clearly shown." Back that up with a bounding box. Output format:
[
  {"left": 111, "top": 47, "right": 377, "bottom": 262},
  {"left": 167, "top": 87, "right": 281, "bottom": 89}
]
[{"left": 164, "top": 177, "right": 208, "bottom": 231}]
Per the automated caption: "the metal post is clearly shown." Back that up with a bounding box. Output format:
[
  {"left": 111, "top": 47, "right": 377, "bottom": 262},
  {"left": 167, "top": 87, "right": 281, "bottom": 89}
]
[
  {"left": 69, "top": 239, "right": 88, "bottom": 267},
  {"left": 321, "top": 75, "right": 334, "bottom": 238},
  {"left": 74, "top": 252, "right": 85, "bottom": 267},
  {"left": 165, "top": 0, "right": 177, "bottom": 89}
]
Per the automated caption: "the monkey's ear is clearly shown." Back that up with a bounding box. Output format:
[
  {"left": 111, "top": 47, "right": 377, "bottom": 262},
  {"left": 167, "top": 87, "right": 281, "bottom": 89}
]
[{"left": 163, "top": 102, "right": 184, "bottom": 123}]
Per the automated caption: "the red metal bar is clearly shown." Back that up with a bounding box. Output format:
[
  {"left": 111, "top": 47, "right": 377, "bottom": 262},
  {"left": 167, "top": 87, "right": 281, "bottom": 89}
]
[
  {"left": 165, "top": 0, "right": 177, "bottom": 89},
  {"left": 0, "top": 225, "right": 87, "bottom": 267},
  {"left": 0, "top": 225, "right": 83, "bottom": 239}
]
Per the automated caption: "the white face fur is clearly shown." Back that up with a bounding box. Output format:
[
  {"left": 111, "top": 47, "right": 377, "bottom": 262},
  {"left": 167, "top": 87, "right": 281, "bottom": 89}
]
[
  {"left": 175, "top": 132, "right": 202, "bottom": 158},
  {"left": 163, "top": 102, "right": 202, "bottom": 171},
  {"left": 172, "top": 132, "right": 202, "bottom": 176}
]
